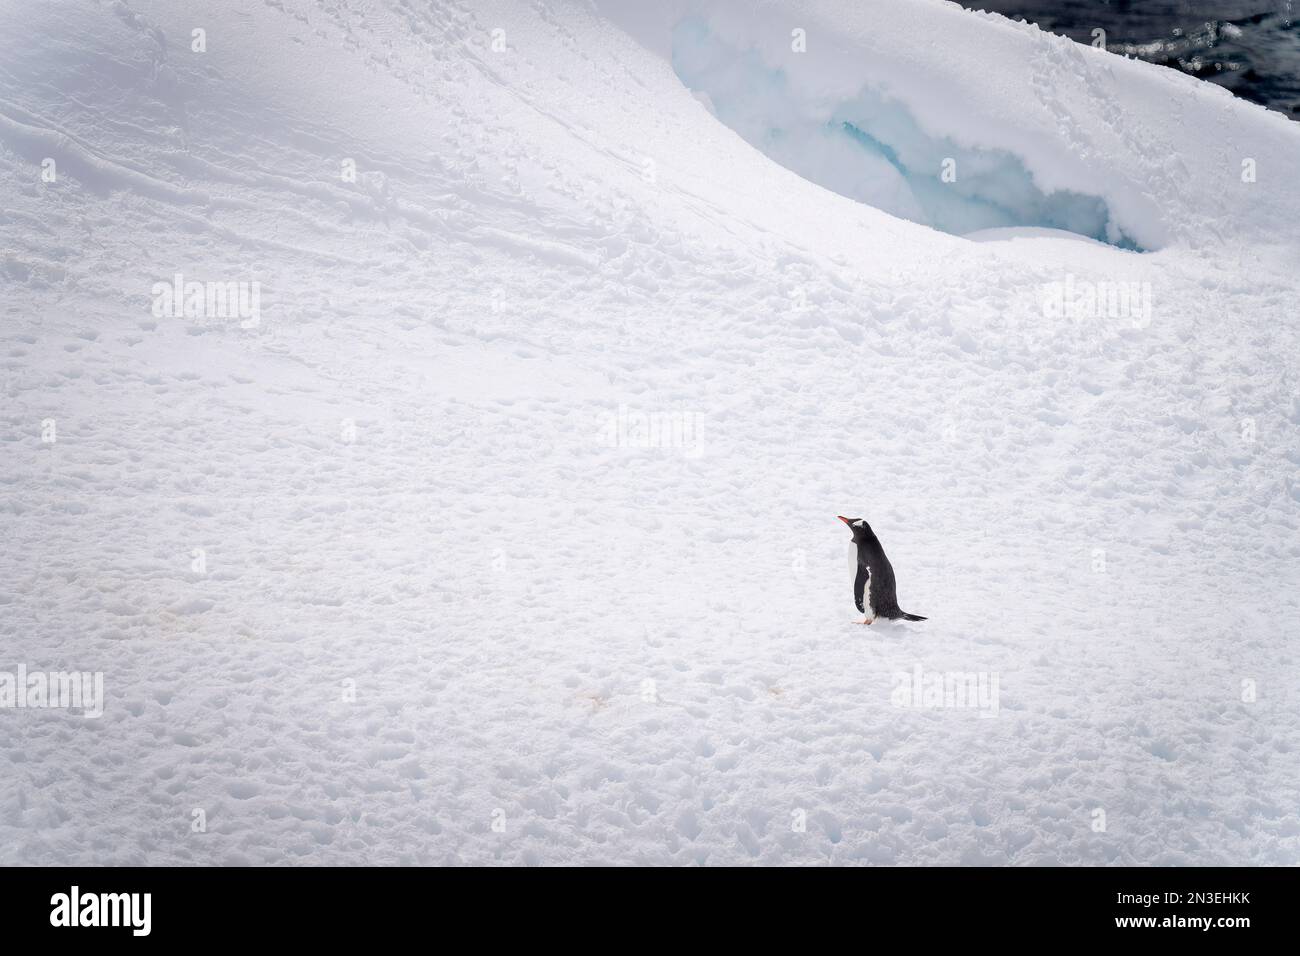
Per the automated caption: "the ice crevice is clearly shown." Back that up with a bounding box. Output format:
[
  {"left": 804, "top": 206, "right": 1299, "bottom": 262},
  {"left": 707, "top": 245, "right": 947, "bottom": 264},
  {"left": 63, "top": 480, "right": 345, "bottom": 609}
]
[{"left": 671, "top": 17, "right": 1145, "bottom": 250}]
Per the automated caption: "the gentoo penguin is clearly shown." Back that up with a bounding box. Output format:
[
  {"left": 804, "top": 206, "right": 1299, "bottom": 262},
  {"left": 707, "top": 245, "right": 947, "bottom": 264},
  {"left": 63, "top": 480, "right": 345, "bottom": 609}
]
[{"left": 837, "top": 516, "right": 927, "bottom": 625}]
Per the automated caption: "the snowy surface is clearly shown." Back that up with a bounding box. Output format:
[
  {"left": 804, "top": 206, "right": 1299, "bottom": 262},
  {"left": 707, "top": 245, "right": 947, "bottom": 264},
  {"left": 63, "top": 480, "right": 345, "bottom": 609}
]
[{"left": 1, "top": 0, "right": 1298, "bottom": 865}]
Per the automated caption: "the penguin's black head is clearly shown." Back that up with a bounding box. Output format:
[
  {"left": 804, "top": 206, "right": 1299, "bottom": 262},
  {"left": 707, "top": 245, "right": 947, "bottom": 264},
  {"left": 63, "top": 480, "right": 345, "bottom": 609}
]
[{"left": 837, "top": 515, "right": 873, "bottom": 541}]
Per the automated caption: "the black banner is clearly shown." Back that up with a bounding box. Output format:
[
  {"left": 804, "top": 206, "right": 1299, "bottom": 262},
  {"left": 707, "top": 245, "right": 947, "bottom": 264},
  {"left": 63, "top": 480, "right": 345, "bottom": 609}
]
[{"left": 0, "top": 866, "right": 1285, "bottom": 943}]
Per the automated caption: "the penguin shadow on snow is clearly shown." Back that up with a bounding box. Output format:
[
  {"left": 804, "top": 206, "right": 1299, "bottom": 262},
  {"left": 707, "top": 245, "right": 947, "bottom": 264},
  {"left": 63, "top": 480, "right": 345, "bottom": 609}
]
[{"left": 837, "top": 516, "right": 927, "bottom": 627}]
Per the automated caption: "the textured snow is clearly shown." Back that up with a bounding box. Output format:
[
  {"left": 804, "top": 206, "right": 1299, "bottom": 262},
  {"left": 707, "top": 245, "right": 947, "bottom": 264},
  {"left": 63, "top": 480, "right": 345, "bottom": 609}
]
[{"left": 1, "top": 0, "right": 1298, "bottom": 865}]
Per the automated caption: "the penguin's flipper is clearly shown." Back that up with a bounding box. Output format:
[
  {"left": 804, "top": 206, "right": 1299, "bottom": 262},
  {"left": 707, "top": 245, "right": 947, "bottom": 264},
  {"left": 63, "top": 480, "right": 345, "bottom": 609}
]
[{"left": 853, "top": 566, "right": 868, "bottom": 614}]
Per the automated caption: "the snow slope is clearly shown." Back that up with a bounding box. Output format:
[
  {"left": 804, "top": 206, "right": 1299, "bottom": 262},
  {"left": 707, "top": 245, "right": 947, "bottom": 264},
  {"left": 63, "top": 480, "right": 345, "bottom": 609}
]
[{"left": 1, "top": 0, "right": 1297, "bottom": 865}]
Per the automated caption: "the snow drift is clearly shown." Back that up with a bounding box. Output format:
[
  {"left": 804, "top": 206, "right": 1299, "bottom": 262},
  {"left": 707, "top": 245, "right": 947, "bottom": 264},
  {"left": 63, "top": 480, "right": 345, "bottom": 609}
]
[{"left": 672, "top": 16, "right": 1139, "bottom": 245}]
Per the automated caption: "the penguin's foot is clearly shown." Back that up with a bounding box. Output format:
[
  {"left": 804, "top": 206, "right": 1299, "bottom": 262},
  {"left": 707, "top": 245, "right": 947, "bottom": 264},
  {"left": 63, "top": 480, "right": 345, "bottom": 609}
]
[{"left": 860, "top": 616, "right": 875, "bottom": 626}]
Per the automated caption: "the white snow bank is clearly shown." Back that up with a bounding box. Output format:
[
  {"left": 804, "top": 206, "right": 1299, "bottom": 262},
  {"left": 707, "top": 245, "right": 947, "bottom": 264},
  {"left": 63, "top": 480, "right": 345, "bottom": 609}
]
[
  {"left": 673, "top": 17, "right": 1139, "bottom": 247},
  {"left": 605, "top": 0, "right": 1300, "bottom": 251}
]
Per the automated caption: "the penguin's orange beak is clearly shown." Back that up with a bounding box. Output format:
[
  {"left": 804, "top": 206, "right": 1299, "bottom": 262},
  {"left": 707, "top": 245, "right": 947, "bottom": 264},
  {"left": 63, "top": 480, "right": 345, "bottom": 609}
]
[{"left": 837, "top": 515, "right": 852, "bottom": 525}]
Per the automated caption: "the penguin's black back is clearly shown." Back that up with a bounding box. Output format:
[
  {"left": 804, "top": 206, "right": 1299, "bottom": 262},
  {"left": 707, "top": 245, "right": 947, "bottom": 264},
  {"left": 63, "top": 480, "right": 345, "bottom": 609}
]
[
  {"left": 857, "top": 532, "right": 904, "bottom": 618},
  {"left": 843, "top": 516, "right": 926, "bottom": 621}
]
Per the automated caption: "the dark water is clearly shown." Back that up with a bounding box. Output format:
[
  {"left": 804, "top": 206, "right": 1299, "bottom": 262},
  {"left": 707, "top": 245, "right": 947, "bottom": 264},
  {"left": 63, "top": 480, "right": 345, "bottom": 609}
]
[{"left": 966, "top": 1, "right": 1300, "bottom": 118}]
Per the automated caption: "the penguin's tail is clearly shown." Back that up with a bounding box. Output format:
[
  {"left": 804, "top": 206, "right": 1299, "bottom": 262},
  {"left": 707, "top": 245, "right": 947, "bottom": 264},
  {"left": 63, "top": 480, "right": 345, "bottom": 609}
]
[{"left": 900, "top": 612, "right": 927, "bottom": 622}]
